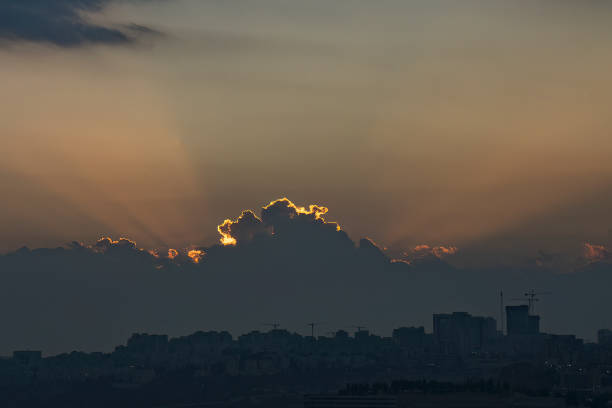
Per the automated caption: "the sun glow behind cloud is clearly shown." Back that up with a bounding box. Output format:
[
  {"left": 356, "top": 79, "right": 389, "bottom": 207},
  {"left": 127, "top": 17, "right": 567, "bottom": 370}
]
[
  {"left": 216, "top": 198, "right": 342, "bottom": 246},
  {"left": 187, "top": 249, "right": 204, "bottom": 263},
  {"left": 217, "top": 220, "right": 239, "bottom": 246},
  {"left": 2, "top": 0, "right": 612, "bottom": 263}
]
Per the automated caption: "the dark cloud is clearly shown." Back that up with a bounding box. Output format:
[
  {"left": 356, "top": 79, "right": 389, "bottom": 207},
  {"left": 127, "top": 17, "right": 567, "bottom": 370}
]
[
  {"left": 217, "top": 210, "right": 268, "bottom": 246},
  {"left": 0, "top": 0, "right": 158, "bottom": 47},
  {"left": 1, "top": 198, "right": 612, "bottom": 354},
  {"left": 397, "top": 244, "right": 459, "bottom": 264},
  {"left": 260, "top": 198, "right": 344, "bottom": 239},
  {"left": 217, "top": 198, "right": 350, "bottom": 253},
  {"left": 123, "top": 23, "right": 162, "bottom": 36},
  {"left": 93, "top": 236, "right": 137, "bottom": 252}
]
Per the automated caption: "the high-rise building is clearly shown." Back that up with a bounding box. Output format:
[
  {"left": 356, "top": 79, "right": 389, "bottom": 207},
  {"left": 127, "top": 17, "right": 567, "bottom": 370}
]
[
  {"left": 506, "top": 305, "right": 540, "bottom": 335},
  {"left": 433, "top": 312, "right": 497, "bottom": 355},
  {"left": 393, "top": 326, "right": 425, "bottom": 348},
  {"left": 598, "top": 329, "right": 612, "bottom": 345},
  {"left": 528, "top": 315, "right": 540, "bottom": 334}
]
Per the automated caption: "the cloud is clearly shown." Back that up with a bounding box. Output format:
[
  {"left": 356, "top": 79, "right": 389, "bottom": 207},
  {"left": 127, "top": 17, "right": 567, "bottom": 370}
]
[
  {"left": 261, "top": 198, "right": 330, "bottom": 224},
  {"left": 217, "top": 210, "right": 267, "bottom": 246},
  {"left": 268, "top": 198, "right": 340, "bottom": 236},
  {"left": 357, "top": 237, "right": 390, "bottom": 264},
  {"left": 58, "top": 236, "right": 204, "bottom": 267},
  {"left": 411, "top": 244, "right": 458, "bottom": 260},
  {"left": 187, "top": 249, "right": 204, "bottom": 264},
  {"left": 0, "top": 198, "right": 460, "bottom": 274},
  {"left": 93, "top": 236, "right": 137, "bottom": 252},
  {"left": 216, "top": 198, "right": 344, "bottom": 247},
  {"left": 0, "top": 0, "right": 158, "bottom": 47},
  {"left": 584, "top": 242, "right": 611, "bottom": 262},
  {"left": 3, "top": 197, "right": 612, "bottom": 353}
]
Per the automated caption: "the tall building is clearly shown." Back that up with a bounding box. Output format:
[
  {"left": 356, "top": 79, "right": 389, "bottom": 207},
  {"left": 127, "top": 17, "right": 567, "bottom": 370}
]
[
  {"left": 433, "top": 312, "right": 497, "bottom": 355},
  {"left": 506, "top": 305, "right": 529, "bottom": 335},
  {"left": 528, "top": 315, "right": 540, "bottom": 334},
  {"left": 393, "top": 326, "right": 425, "bottom": 348},
  {"left": 506, "top": 305, "right": 540, "bottom": 335},
  {"left": 433, "top": 313, "right": 455, "bottom": 354},
  {"left": 598, "top": 329, "right": 612, "bottom": 345}
]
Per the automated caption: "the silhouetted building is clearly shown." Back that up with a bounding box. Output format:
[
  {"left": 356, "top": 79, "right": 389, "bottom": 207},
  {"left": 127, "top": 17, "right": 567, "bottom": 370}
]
[
  {"left": 506, "top": 305, "right": 539, "bottom": 335},
  {"left": 305, "top": 394, "right": 397, "bottom": 408},
  {"left": 335, "top": 330, "right": 349, "bottom": 340},
  {"left": 433, "top": 312, "right": 497, "bottom": 355},
  {"left": 0, "top": 322, "right": 607, "bottom": 408},
  {"left": 397, "top": 393, "right": 565, "bottom": 408},
  {"left": 598, "top": 329, "right": 612, "bottom": 346},
  {"left": 476, "top": 316, "right": 498, "bottom": 344},
  {"left": 12, "top": 350, "right": 42, "bottom": 366},
  {"left": 528, "top": 315, "right": 540, "bottom": 335},
  {"left": 544, "top": 334, "right": 583, "bottom": 364},
  {"left": 355, "top": 330, "right": 370, "bottom": 342},
  {"left": 393, "top": 327, "right": 425, "bottom": 348},
  {"left": 127, "top": 333, "right": 168, "bottom": 352}
]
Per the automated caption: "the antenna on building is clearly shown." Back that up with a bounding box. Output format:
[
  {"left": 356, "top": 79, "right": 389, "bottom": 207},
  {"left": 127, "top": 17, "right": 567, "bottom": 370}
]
[{"left": 263, "top": 323, "right": 280, "bottom": 330}]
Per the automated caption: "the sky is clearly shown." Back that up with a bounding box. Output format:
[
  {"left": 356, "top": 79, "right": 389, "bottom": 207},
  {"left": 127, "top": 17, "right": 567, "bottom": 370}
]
[{"left": 2, "top": 0, "right": 612, "bottom": 353}]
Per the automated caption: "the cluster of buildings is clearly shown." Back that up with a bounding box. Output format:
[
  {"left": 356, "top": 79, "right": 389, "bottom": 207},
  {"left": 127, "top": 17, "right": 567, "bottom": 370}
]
[
  {"left": 2, "top": 305, "right": 612, "bottom": 407},
  {"left": 431, "top": 305, "right": 541, "bottom": 356}
]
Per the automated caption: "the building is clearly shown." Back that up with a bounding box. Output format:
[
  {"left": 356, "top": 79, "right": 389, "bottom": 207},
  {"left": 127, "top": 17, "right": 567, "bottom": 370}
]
[
  {"left": 598, "top": 329, "right": 612, "bottom": 346},
  {"left": 506, "top": 305, "right": 529, "bottom": 335},
  {"left": 393, "top": 327, "right": 425, "bottom": 348},
  {"left": 12, "top": 350, "right": 42, "bottom": 366},
  {"left": 528, "top": 315, "right": 540, "bottom": 335},
  {"left": 506, "top": 305, "right": 540, "bottom": 336},
  {"left": 544, "top": 334, "right": 583, "bottom": 364},
  {"left": 304, "top": 394, "right": 397, "bottom": 408},
  {"left": 433, "top": 312, "right": 497, "bottom": 355},
  {"left": 397, "top": 392, "right": 565, "bottom": 408},
  {"left": 354, "top": 330, "right": 371, "bottom": 342}
]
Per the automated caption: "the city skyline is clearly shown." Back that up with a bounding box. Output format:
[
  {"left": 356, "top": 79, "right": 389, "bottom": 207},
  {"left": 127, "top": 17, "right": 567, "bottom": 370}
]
[
  {"left": 1, "top": 305, "right": 603, "bottom": 406},
  {"left": 3, "top": 2, "right": 612, "bottom": 406}
]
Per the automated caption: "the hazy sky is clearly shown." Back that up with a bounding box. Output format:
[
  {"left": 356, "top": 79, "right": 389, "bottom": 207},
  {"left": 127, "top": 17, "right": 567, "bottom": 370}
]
[
  {"left": 4, "top": 1, "right": 612, "bottom": 353},
  {"left": 3, "top": 0, "right": 612, "bottom": 268}
]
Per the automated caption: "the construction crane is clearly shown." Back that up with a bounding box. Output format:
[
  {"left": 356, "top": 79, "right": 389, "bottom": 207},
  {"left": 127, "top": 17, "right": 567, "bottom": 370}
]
[
  {"left": 306, "top": 322, "right": 324, "bottom": 338},
  {"left": 511, "top": 290, "right": 552, "bottom": 314},
  {"left": 262, "top": 323, "right": 281, "bottom": 330}
]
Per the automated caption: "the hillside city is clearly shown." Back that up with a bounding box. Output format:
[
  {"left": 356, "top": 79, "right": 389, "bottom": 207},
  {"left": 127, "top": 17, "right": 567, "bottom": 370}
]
[{"left": 2, "top": 301, "right": 612, "bottom": 408}]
